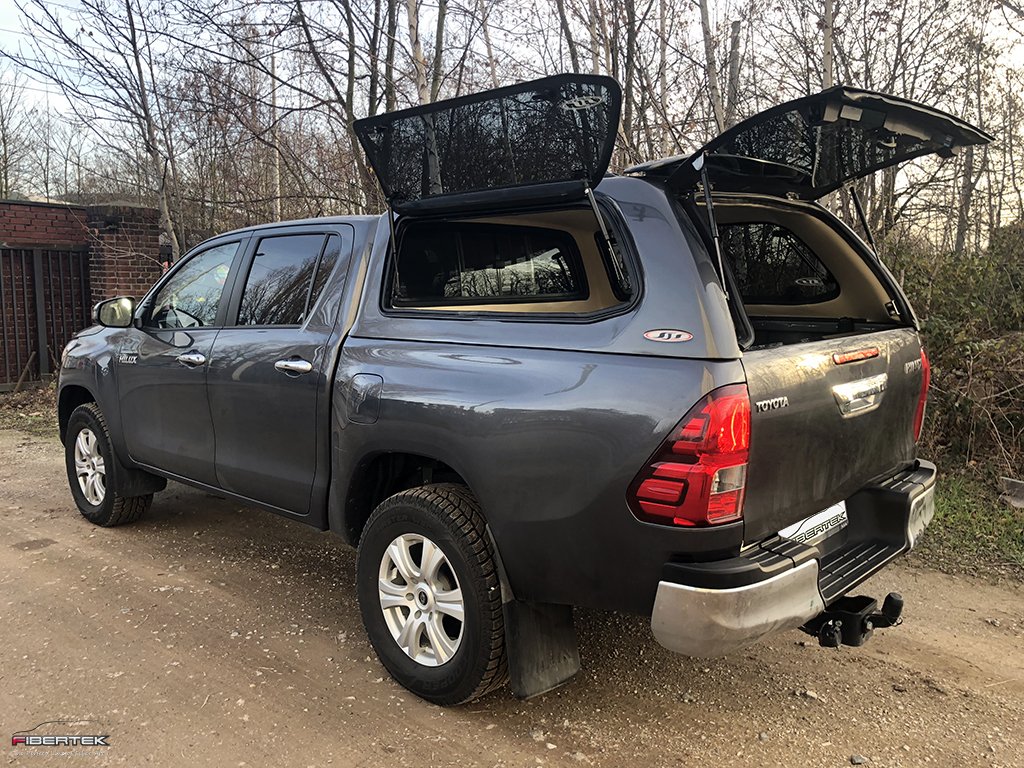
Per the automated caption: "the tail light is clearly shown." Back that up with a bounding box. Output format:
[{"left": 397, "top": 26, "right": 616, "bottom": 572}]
[
  {"left": 912, "top": 348, "right": 931, "bottom": 443},
  {"left": 628, "top": 384, "right": 751, "bottom": 527}
]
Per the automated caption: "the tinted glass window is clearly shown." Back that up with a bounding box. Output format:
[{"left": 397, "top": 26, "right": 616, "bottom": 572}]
[
  {"left": 148, "top": 241, "right": 238, "bottom": 329},
  {"left": 238, "top": 234, "right": 327, "bottom": 325},
  {"left": 353, "top": 75, "right": 619, "bottom": 210},
  {"left": 720, "top": 223, "right": 838, "bottom": 304},
  {"left": 308, "top": 234, "right": 342, "bottom": 311},
  {"left": 394, "top": 223, "right": 586, "bottom": 305}
]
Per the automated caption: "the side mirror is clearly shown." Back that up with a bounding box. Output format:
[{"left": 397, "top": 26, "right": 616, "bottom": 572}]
[{"left": 94, "top": 296, "right": 136, "bottom": 328}]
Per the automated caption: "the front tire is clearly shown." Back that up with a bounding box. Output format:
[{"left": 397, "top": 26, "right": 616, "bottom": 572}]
[
  {"left": 356, "top": 484, "right": 507, "bottom": 705},
  {"left": 65, "top": 403, "right": 152, "bottom": 526}
]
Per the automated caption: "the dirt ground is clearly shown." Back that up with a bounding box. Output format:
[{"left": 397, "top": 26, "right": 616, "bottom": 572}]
[{"left": 1, "top": 429, "right": 1022, "bottom": 768}]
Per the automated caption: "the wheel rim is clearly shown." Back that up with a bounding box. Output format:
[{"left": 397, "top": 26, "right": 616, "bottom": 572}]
[
  {"left": 378, "top": 533, "right": 465, "bottom": 667},
  {"left": 74, "top": 427, "right": 106, "bottom": 506}
]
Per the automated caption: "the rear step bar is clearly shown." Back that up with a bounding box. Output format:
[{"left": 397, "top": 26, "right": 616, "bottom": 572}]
[
  {"left": 802, "top": 592, "right": 904, "bottom": 648},
  {"left": 650, "top": 461, "right": 934, "bottom": 657}
]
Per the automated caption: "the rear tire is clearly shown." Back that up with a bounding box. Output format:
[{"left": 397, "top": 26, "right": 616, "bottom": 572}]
[
  {"left": 356, "top": 484, "right": 507, "bottom": 705},
  {"left": 65, "top": 403, "right": 152, "bottom": 526}
]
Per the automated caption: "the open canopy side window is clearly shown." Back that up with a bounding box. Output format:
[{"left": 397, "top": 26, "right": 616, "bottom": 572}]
[
  {"left": 353, "top": 74, "right": 622, "bottom": 214},
  {"left": 627, "top": 87, "right": 993, "bottom": 199}
]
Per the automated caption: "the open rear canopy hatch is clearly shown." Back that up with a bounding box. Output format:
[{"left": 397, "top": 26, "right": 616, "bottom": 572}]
[
  {"left": 353, "top": 74, "right": 622, "bottom": 215},
  {"left": 627, "top": 86, "right": 993, "bottom": 199}
]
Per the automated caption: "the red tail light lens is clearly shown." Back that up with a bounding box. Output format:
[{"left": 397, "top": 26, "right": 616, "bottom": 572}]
[
  {"left": 912, "top": 348, "right": 931, "bottom": 443},
  {"left": 629, "top": 384, "right": 751, "bottom": 527}
]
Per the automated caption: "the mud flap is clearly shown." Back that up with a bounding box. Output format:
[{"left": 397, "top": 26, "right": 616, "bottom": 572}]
[
  {"left": 504, "top": 599, "right": 580, "bottom": 699},
  {"left": 116, "top": 459, "right": 167, "bottom": 497},
  {"left": 485, "top": 524, "right": 580, "bottom": 698}
]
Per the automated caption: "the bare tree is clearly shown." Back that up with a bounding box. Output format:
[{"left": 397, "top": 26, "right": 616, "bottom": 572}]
[
  {"left": 0, "top": 62, "right": 32, "bottom": 197},
  {"left": 6, "top": 0, "right": 182, "bottom": 258},
  {"left": 698, "top": 0, "right": 726, "bottom": 132}
]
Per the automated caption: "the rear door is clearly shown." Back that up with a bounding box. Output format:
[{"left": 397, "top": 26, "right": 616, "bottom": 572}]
[
  {"left": 206, "top": 227, "right": 353, "bottom": 514},
  {"left": 625, "top": 87, "right": 990, "bottom": 541},
  {"left": 740, "top": 328, "right": 926, "bottom": 541},
  {"left": 628, "top": 86, "right": 993, "bottom": 199}
]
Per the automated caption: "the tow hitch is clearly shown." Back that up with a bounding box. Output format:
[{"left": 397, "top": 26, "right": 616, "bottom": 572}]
[{"left": 801, "top": 592, "right": 904, "bottom": 648}]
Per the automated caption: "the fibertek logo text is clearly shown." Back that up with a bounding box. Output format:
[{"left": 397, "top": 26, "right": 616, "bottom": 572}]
[{"left": 12, "top": 734, "right": 110, "bottom": 746}]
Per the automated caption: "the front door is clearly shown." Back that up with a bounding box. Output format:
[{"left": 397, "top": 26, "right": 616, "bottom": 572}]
[
  {"left": 206, "top": 228, "right": 353, "bottom": 514},
  {"left": 117, "top": 238, "right": 245, "bottom": 484}
]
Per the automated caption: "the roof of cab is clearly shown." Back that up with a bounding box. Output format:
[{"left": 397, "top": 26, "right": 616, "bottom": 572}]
[{"left": 217, "top": 214, "right": 381, "bottom": 239}]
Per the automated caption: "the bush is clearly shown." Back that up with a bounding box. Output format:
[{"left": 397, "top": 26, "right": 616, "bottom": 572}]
[{"left": 886, "top": 224, "right": 1024, "bottom": 476}]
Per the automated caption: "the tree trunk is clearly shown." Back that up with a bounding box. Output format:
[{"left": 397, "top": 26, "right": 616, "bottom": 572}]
[
  {"left": 698, "top": 0, "right": 726, "bottom": 133},
  {"left": 623, "top": 0, "right": 636, "bottom": 140},
  {"left": 124, "top": 0, "right": 180, "bottom": 260},
  {"left": 385, "top": 0, "right": 398, "bottom": 112},
  {"left": 823, "top": 0, "right": 834, "bottom": 88},
  {"left": 954, "top": 145, "right": 976, "bottom": 254},
  {"left": 658, "top": 0, "right": 669, "bottom": 152},
  {"left": 724, "top": 20, "right": 741, "bottom": 128},
  {"left": 478, "top": 0, "right": 500, "bottom": 89},
  {"left": 368, "top": 0, "right": 382, "bottom": 116},
  {"left": 406, "top": 0, "right": 441, "bottom": 193},
  {"left": 430, "top": 0, "right": 448, "bottom": 100},
  {"left": 555, "top": 0, "right": 582, "bottom": 73}
]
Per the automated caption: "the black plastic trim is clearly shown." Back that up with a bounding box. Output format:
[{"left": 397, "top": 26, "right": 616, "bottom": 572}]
[
  {"left": 658, "top": 460, "right": 937, "bottom": 599},
  {"left": 662, "top": 544, "right": 792, "bottom": 589}
]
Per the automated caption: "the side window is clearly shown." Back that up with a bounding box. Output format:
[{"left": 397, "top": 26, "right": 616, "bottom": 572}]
[
  {"left": 307, "top": 234, "right": 342, "bottom": 311},
  {"left": 237, "top": 234, "right": 327, "bottom": 326},
  {"left": 720, "top": 222, "right": 839, "bottom": 304},
  {"left": 148, "top": 241, "right": 239, "bottom": 329},
  {"left": 392, "top": 222, "right": 587, "bottom": 306}
]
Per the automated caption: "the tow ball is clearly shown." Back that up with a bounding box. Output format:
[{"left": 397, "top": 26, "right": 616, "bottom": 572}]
[{"left": 801, "top": 592, "right": 904, "bottom": 648}]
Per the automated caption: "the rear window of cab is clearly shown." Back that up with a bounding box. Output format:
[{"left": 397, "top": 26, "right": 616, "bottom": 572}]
[{"left": 392, "top": 222, "right": 588, "bottom": 306}]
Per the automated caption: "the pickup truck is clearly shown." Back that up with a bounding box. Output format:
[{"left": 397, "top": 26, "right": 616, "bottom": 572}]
[{"left": 58, "top": 75, "right": 992, "bottom": 705}]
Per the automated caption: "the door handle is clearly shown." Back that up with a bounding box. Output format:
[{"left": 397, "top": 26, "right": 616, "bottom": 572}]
[
  {"left": 832, "top": 373, "right": 887, "bottom": 416},
  {"left": 275, "top": 358, "right": 313, "bottom": 375},
  {"left": 176, "top": 351, "right": 207, "bottom": 368}
]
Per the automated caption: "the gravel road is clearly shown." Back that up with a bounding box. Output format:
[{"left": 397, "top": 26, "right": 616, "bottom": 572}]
[{"left": 1, "top": 429, "right": 1022, "bottom": 767}]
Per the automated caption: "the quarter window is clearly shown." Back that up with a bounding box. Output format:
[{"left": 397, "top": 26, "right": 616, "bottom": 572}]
[
  {"left": 307, "top": 234, "right": 342, "bottom": 311},
  {"left": 237, "top": 234, "right": 328, "bottom": 326},
  {"left": 720, "top": 222, "right": 839, "bottom": 304},
  {"left": 392, "top": 222, "right": 587, "bottom": 306},
  {"left": 148, "top": 241, "right": 239, "bottom": 329}
]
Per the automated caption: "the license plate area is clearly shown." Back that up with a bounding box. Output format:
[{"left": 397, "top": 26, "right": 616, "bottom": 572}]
[{"left": 779, "top": 501, "right": 849, "bottom": 546}]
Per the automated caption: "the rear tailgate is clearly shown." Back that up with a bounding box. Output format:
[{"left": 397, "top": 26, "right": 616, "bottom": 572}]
[{"left": 741, "top": 328, "right": 924, "bottom": 542}]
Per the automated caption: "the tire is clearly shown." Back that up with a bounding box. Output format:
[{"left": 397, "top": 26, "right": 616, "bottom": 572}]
[
  {"left": 356, "top": 483, "right": 507, "bottom": 705},
  {"left": 65, "top": 403, "right": 152, "bottom": 527}
]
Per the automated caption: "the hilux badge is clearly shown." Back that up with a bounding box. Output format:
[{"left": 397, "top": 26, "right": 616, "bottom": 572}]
[{"left": 643, "top": 329, "right": 693, "bottom": 343}]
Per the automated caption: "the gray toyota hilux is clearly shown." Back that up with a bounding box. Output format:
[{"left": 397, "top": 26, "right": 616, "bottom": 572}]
[{"left": 57, "top": 75, "right": 992, "bottom": 705}]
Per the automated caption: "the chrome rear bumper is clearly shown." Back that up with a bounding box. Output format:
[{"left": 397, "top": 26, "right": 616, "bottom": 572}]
[
  {"left": 651, "top": 459, "right": 936, "bottom": 657},
  {"left": 651, "top": 560, "right": 824, "bottom": 657}
]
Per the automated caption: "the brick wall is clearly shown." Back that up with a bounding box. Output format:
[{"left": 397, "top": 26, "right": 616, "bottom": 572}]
[
  {"left": 0, "top": 200, "right": 164, "bottom": 298},
  {"left": 0, "top": 200, "right": 89, "bottom": 245},
  {"left": 85, "top": 204, "right": 164, "bottom": 299},
  {"left": 1, "top": 200, "right": 163, "bottom": 384}
]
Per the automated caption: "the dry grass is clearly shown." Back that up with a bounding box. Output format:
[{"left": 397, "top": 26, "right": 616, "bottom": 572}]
[{"left": 0, "top": 383, "right": 58, "bottom": 439}]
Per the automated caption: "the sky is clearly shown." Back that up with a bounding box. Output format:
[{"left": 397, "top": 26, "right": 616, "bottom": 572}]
[
  {"left": 0, "top": 0, "right": 71, "bottom": 105},
  {"left": 2, "top": 0, "right": 1021, "bottom": 111}
]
